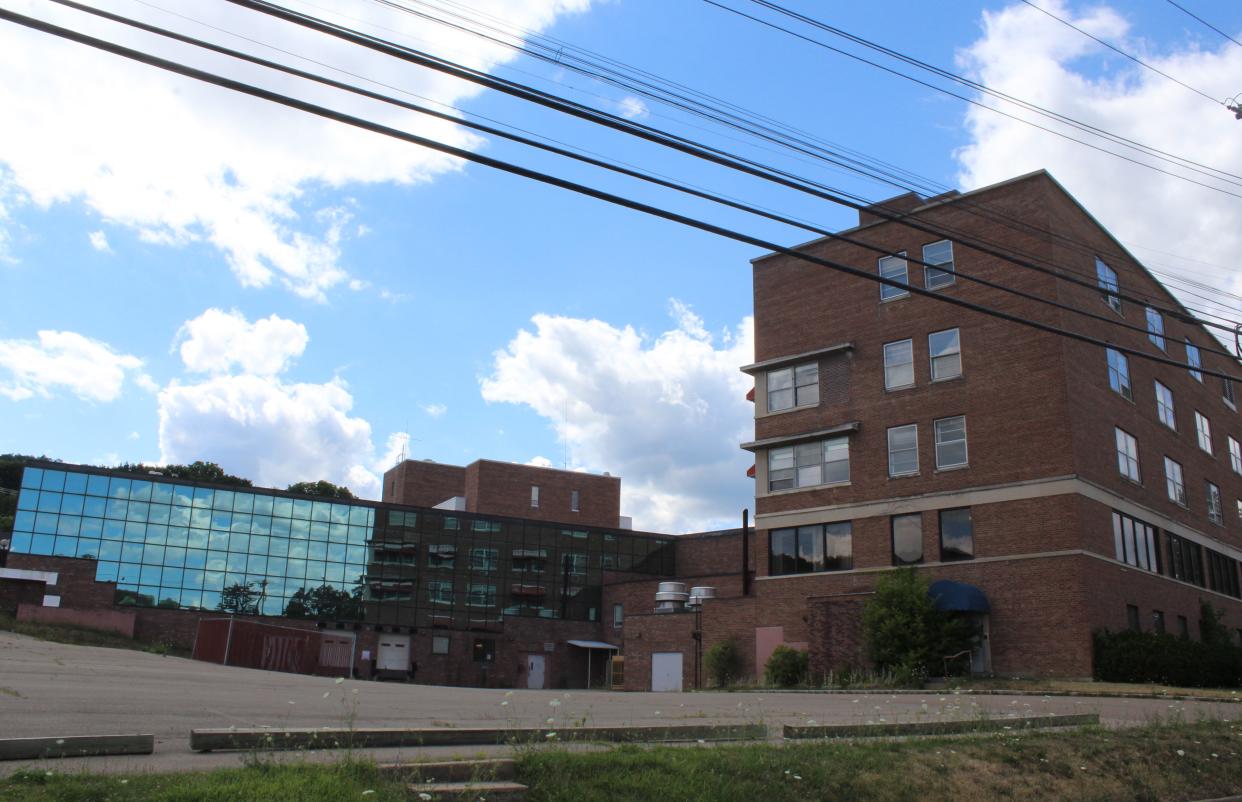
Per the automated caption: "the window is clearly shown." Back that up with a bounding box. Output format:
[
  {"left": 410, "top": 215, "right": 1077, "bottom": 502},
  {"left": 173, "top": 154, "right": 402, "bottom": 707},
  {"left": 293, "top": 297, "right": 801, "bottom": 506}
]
[
  {"left": 473, "top": 638, "right": 495, "bottom": 663},
  {"left": 563, "top": 552, "right": 587, "bottom": 576},
  {"left": 570, "top": 489, "right": 580, "bottom": 512},
  {"left": 1146, "top": 307, "right": 1165, "bottom": 350},
  {"left": 1155, "top": 381, "right": 1176, "bottom": 430},
  {"left": 431, "top": 635, "right": 450, "bottom": 655},
  {"left": 891, "top": 514, "right": 923, "bottom": 565},
  {"left": 767, "top": 436, "right": 849, "bottom": 492},
  {"left": 1096, "top": 258, "right": 1121, "bottom": 313},
  {"left": 1206, "top": 550, "right": 1240, "bottom": 598},
  {"left": 1232, "top": 438, "right": 1242, "bottom": 474},
  {"left": 883, "top": 339, "right": 914, "bottom": 390},
  {"left": 1167, "top": 533, "right": 1205, "bottom": 587},
  {"left": 768, "top": 522, "right": 852, "bottom": 575},
  {"left": 1114, "top": 427, "right": 1140, "bottom": 482},
  {"left": 612, "top": 603, "right": 623, "bottom": 628},
  {"left": 1195, "top": 411, "right": 1213, "bottom": 454},
  {"left": 1106, "top": 348, "right": 1131, "bottom": 401},
  {"left": 469, "top": 547, "right": 498, "bottom": 572},
  {"left": 467, "top": 583, "right": 497, "bottom": 607},
  {"left": 428, "top": 544, "right": 456, "bottom": 570},
  {"left": 1165, "top": 457, "right": 1186, "bottom": 506},
  {"left": 929, "top": 329, "right": 962, "bottom": 381},
  {"left": 427, "top": 579, "right": 453, "bottom": 605},
  {"left": 1177, "top": 615, "right": 1189, "bottom": 638},
  {"left": 1112, "top": 510, "right": 1159, "bottom": 572},
  {"left": 1186, "top": 339, "right": 1202, "bottom": 382},
  {"left": 878, "top": 253, "right": 909, "bottom": 301},
  {"left": 1152, "top": 610, "right": 1165, "bottom": 634},
  {"left": 934, "top": 416, "right": 968, "bottom": 469},
  {"left": 1225, "top": 376, "right": 1237, "bottom": 409},
  {"left": 939, "top": 508, "right": 974, "bottom": 561},
  {"left": 1126, "top": 604, "right": 1141, "bottom": 632},
  {"left": 767, "top": 363, "right": 819, "bottom": 411},
  {"left": 1207, "top": 482, "right": 1224, "bottom": 525},
  {"left": 530, "top": 486, "right": 540, "bottom": 509},
  {"left": 923, "top": 240, "right": 955, "bottom": 290},
  {"left": 887, "top": 424, "right": 919, "bottom": 477}
]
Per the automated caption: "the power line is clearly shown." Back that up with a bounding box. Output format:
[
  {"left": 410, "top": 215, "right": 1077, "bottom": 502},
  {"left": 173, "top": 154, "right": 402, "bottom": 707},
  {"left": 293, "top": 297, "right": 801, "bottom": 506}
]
[
  {"left": 1165, "top": 0, "right": 1242, "bottom": 51},
  {"left": 50, "top": 0, "right": 1238, "bottom": 360},
  {"left": 1019, "top": 0, "right": 1224, "bottom": 107},
  {"left": 5, "top": 5, "right": 1239, "bottom": 383}
]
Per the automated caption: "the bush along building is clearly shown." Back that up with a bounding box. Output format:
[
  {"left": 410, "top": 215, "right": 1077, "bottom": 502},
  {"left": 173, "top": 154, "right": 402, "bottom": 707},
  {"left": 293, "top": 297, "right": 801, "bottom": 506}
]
[{"left": 2, "top": 459, "right": 674, "bottom": 688}]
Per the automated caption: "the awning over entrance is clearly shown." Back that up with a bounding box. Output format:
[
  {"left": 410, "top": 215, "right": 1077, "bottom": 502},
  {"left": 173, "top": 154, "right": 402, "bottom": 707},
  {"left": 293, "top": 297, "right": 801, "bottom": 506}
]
[
  {"left": 929, "top": 580, "right": 990, "bottom": 613},
  {"left": 567, "top": 640, "right": 621, "bottom": 650}
]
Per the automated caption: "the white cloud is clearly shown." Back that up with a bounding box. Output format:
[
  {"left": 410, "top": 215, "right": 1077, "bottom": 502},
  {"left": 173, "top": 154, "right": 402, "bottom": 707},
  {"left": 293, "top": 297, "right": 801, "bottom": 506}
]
[
  {"left": 422, "top": 403, "right": 447, "bottom": 418},
  {"left": 618, "top": 96, "right": 649, "bottom": 119},
  {"left": 0, "top": 330, "right": 145, "bottom": 402},
  {"left": 956, "top": 1, "right": 1242, "bottom": 318},
  {"left": 0, "top": 0, "right": 591, "bottom": 300},
  {"left": 176, "top": 308, "right": 308, "bottom": 376},
  {"left": 481, "top": 300, "right": 754, "bottom": 533},
  {"left": 526, "top": 455, "right": 554, "bottom": 468},
  {"left": 88, "top": 230, "right": 111, "bottom": 253}
]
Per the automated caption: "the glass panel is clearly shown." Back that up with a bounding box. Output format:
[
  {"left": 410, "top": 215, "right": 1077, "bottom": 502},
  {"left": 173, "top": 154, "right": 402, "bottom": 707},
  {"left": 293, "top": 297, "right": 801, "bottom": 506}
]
[
  {"left": 824, "top": 522, "right": 852, "bottom": 570},
  {"left": 796, "top": 525, "right": 824, "bottom": 572},
  {"left": 86, "top": 474, "right": 109, "bottom": 496},
  {"left": 940, "top": 509, "right": 974, "bottom": 561},
  {"left": 21, "top": 467, "right": 43, "bottom": 489},
  {"left": 41, "top": 470, "right": 67, "bottom": 492},
  {"left": 63, "top": 472, "right": 88, "bottom": 494}
]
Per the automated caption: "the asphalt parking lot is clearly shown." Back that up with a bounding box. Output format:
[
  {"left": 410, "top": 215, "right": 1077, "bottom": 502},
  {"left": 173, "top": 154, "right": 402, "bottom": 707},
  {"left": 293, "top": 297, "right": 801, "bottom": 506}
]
[{"left": 2, "top": 630, "right": 1238, "bottom": 773}]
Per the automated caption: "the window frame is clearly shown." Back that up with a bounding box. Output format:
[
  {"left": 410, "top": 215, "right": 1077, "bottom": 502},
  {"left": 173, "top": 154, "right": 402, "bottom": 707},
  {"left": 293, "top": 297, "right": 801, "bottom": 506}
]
[
  {"left": 883, "top": 339, "right": 915, "bottom": 391},
  {"left": 612, "top": 602, "right": 623, "bottom": 628},
  {"left": 878, "top": 253, "right": 909, "bottom": 301},
  {"left": 1229, "top": 436, "right": 1241, "bottom": 475},
  {"left": 1207, "top": 481, "right": 1224, "bottom": 526},
  {"left": 928, "top": 328, "right": 962, "bottom": 382},
  {"left": 1195, "top": 410, "right": 1213, "bottom": 454},
  {"left": 934, "top": 415, "right": 968, "bottom": 470},
  {"left": 1096, "top": 258, "right": 1121, "bottom": 313},
  {"left": 431, "top": 635, "right": 450, "bottom": 655},
  {"left": 530, "top": 485, "right": 540, "bottom": 509},
  {"left": 887, "top": 424, "right": 919, "bottom": 477},
  {"left": 570, "top": 489, "right": 580, "bottom": 513},
  {"left": 1155, "top": 381, "right": 1176, "bottom": 430},
  {"left": 768, "top": 522, "right": 853, "bottom": 575},
  {"left": 766, "top": 436, "right": 850, "bottom": 493},
  {"left": 1186, "top": 338, "right": 1203, "bottom": 382},
  {"left": 939, "top": 507, "right": 974, "bottom": 562},
  {"left": 1146, "top": 306, "right": 1165, "bottom": 351},
  {"left": 766, "top": 362, "right": 820, "bottom": 412},
  {"left": 891, "top": 513, "right": 923, "bottom": 566},
  {"left": 1106, "top": 348, "right": 1132, "bottom": 401},
  {"left": 1114, "top": 427, "right": 1141, "bottom": 483},
  {"left": 923, "top": 240, "right": 955, "bottom": 290},
  {"left": 1224, "top": 376, "right": 1237, "bottom": 410},
  {"left": 1164, "top": 456, "right": 1187, "bottom": 506}
]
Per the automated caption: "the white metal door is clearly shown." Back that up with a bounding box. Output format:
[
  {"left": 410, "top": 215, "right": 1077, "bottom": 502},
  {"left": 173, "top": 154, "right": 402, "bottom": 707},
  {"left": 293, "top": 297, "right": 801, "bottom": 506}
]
[
  {"left": 318, "top": 633, "right": 354, "bottom": 671},
  {"left": 527, "top": 654, "right": 546, "bottom": 689},
  {"left": 377, "top": 634, "right": 410, "bottom": 672},
  {"left": 651, "top": 652, "right": 683, "bottom": 692}
]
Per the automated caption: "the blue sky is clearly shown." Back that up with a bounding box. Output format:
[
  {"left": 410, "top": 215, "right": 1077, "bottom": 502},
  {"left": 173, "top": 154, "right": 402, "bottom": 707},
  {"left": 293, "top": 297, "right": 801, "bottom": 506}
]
[{"left": 2, "top": 0, "right": 1241, "bottom": 532}]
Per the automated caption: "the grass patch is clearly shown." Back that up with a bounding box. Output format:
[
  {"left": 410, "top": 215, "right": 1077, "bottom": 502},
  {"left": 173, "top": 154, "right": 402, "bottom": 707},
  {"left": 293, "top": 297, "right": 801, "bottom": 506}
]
[
  {"left": 0, "top": 760, "right": 407, "bottom": 802},
  {"left": 948, "top": 677, "right": 1242, "bottom": 701},
  {"left": 0, "top": 612, "right": 188, "bottom": 658},
  {"left": 518, "top": 719, "right": 1242, "bottom": 802}
]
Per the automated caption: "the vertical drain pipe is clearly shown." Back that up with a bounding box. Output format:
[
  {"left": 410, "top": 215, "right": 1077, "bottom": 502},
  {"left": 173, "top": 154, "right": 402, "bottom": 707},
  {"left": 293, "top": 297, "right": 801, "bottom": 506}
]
[{"left": 741, "top": 508, "right": 750, "bottom": 597}]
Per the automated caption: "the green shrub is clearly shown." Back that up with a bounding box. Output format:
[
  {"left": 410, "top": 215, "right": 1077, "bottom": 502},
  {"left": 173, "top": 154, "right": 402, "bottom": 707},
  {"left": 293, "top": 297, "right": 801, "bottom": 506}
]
[
  {"left": 764, "top": 645, "right": 808, "bottom": 687},
  {"left": 704, "top": 638, "right": 743, "bottom": 688},
  {"left": 1094, "top": 603, "right": 1242, "bottom": 688},
  {"left": 861, "top": 568, "right": 973, "bottom": 677}
]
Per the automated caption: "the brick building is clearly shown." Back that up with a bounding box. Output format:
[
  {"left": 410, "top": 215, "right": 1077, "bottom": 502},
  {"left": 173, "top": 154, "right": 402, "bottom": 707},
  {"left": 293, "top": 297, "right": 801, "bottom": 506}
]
[{"left": 616, "top": 170, "right": 1242, "bottom": 689}]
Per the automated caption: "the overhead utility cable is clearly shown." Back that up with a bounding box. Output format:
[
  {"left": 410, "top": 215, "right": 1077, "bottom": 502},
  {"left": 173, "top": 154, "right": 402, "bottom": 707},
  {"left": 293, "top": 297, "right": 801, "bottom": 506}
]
[
  {"left": 2, "top": 6, "right": 1237, "bottom": 382},
  {"left": 1164, "top": 0, "right": 1242, "bottom": 50},
  {"left": 50, "top": 0, "right": 1232, "bottom": 357}
]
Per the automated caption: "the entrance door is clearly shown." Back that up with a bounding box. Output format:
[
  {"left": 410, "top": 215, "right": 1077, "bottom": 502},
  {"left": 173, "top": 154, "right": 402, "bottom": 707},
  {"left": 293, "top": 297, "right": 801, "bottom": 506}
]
[
  {"left": 969, "top": 614, "right": 991, "bottom": 675},
  {"left": 651, "top": 652, "right": 683, "bottom": 692},
  {"left": 318, "top": 633, "right": 355, "bottom": 676},
  {"left": 377, "top": 634, "right": 410, "bottom": 672},
  {"left": 526, "top": 654, "right": 546, "bottom": 689}
]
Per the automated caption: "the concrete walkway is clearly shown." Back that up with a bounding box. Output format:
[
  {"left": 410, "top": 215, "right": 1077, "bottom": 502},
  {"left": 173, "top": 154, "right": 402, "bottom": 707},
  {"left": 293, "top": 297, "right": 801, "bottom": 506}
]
[{"left": 1, "top": 631, "right": 1235, "bottom": 774}]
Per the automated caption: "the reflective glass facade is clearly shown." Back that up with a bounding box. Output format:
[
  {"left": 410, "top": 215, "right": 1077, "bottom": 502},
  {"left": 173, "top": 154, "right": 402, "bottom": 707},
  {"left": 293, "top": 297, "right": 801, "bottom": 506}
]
[{"left": 10, "top": 464, "right": 674, "bottom": 625}]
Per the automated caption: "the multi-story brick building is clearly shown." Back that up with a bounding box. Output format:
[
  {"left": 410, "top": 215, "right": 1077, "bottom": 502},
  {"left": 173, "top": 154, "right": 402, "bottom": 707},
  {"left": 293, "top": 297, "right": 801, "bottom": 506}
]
[{"left": 619, "top": 169, "right": 1242, "bottom": 687}]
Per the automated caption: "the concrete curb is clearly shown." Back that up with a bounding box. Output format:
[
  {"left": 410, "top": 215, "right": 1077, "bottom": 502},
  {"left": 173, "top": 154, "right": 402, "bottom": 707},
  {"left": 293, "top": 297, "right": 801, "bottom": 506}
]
[
  {"left": 784, "top": 713, "right": 1099, "bottom": 740},
  {"left": 190, "top": 723, "right": 769, "bottom": 752},
  {"left": 719, "top": 687, "right": 1242, "bottom": 703},
  {"left": 0, "top": 735, "right": 154, "bottom": 761}
]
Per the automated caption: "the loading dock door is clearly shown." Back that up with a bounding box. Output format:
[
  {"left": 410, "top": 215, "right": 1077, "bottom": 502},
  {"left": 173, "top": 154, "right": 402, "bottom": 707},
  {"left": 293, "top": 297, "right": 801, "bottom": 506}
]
[
  {"left": 377, "top": 634, "right": 410, "bottom": 672},
  {"left": 318, "top": 633, "right": 355, "bottom": 675},
  {"left": 651, "top": 652, "right": 683, "bottom": 692}
]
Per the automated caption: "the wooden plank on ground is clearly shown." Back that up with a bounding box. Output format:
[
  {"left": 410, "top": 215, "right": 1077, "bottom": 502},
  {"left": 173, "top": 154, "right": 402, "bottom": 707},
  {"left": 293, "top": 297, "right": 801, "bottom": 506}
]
[
  {"left": 0, "top": 734, "right": 155, "bottom": 761},
  {"left": 190, "top": 722, "right": 769, "bottom": 752},
  {"left": 783, "top": 713, "right": 1099, "bottom": 740}
]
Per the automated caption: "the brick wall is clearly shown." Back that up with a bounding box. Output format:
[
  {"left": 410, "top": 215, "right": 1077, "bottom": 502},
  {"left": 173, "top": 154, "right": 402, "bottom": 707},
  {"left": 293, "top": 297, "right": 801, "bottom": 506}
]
[
  {"left": 465, "top": 460, "right": 622, "bottom": 529},
  {"left": 381, "top": 461, "right": 465, "bottom": 507}
]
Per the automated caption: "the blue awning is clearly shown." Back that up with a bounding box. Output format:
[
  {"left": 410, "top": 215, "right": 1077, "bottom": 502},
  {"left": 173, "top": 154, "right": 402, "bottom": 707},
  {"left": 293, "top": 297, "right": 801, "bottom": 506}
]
[{"left": 929, "top": 580, "right": 990, "bottom": 613}]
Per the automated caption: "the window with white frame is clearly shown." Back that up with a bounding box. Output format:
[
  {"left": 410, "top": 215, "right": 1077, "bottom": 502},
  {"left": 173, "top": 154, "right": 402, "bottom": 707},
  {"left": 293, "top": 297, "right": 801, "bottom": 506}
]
[
  {"left": 469, "top": 547, "right": 498, "bottom": 572},
  {"left": 878, "top": 253, "right": 909, "bottom": 301},
  {"left": 887, "top": 424, "right": 919, "bottom": 477},
  {"left": 1208, "top": 481, "right": 1224, "bottom": 525},
  {"left": 1195, "top": 410, "right": 1213, "bottom": 454},
  {"left": 1165, "top": 457, "right": 1186, "bottom": 506},
  {"left": 570, "top": 489, "right": 580, "bottom": 512},
  {"left": 883, "top": 339, "right": 914, "bottom": 390},
  {"left": 767, "top": 436, "right": 850, "bottom": 492},
  {"left": 934, "top": 416, "right": 968, "bottom": 469},
  {"left": 1115, "top": 427, "right": 1140, "bottom": 482},
  {"left": 1097, "top": 258, "right": 1121, "bottom": 313},
  {"left": 929, "top": 328, "right": 962, "bottom": 381},
  {"left": 767, "top": 363, "right": 819, "bottom": 411},
  {"left": 467, "top": 583, "right": 497, "bottom": 607},
  {"left": 1155, "top": 381, "right": 1176, "bottom": 429},
  {"left": 427, "top": 579, "right": 453, "bottom": 605},
  {"left": 1106, "top": 348, "right": 1131, "bottom": 400},
  {"left": 1146, "top": 307, "right": 1165, "bottom": 350},
  {"left": 530, "top": 485, "right": 540, "bottom": 508},
  {"left": 1231, "top": 436, "right": 1242, "bottom": 474},
  {"left": 612, "top": 603, "right": 623, "bottom": 628},
  {"left": 1186, "top": 338, "right": 1203, "bottom": 382},
  {"left": 923, "top": 240, "right": 955, "bottom": 290}
]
